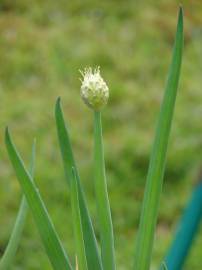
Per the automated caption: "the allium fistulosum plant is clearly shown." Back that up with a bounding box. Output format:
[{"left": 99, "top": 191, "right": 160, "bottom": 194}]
[{"left": 0, "top": 7, "right": 183, "bottom": 270}]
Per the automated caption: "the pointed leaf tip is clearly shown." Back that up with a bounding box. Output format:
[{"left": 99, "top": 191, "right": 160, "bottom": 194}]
[
  {"left": 5, "top": 126, "right": 9, "bottom": 137},
  {"left": 178, "top": 6, "right": 183, "bottom": 28},
  {"left": 56, "top": 96, "right": 61, "bottom": 105},
  {"left": 33, "top": 138, "right": 37, "bottom": 146},
  {"left": 71, "top": 166, "right": 76, "bottom": 176},
  {"left": 55, "top": 97, "right": 62, "bottom": 116},
  {"left": 5, "top": 127, "right": 11, "bottom": 144}
]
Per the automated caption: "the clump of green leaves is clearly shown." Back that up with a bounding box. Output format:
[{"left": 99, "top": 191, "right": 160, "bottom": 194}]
[{"left": 0, "top": 7, "right": 183, "bottom": 270}]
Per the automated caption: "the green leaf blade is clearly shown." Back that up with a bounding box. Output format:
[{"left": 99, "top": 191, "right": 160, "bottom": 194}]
[
  {"left": 5, "top": 128, "right": 72, "bottom": 270},
  {"left": 0, "top": 141, "right": 36, "bottom": 270},
  {"left": 55, "top": 98, "right": 103, "bottom": 270},
  {"left": 70, "top": 168, "right": 88, "bottom": 270},
  {"left": 134, "top": 7, "right": 183, "bottom": 270}
]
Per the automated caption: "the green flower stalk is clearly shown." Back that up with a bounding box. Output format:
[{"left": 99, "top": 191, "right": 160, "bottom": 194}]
[{"left": 80, "top": 67, "right": 116, "bottom": 270}]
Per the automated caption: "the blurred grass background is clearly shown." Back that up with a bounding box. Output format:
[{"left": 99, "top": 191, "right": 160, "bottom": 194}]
[{"left": 0, "top": 0, "right": 202, "bottom": 269}]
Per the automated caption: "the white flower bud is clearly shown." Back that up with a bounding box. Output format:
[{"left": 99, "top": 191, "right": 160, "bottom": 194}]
[{"left": 80, "top": 67, "right": 109, "bottom": 111}]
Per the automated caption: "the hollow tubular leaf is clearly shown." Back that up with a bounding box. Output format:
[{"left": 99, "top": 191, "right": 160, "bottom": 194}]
[
  {"left": 70, "top": 168, "right": 88, "bottom": 270},
  {"left": 134, "top": 7, "right": 183, "bottom": 270},
  {"left": 55, "top": 98, "right": 103, "bottom": 270},
  {"left": 0, "top": 141, "right": 35, "bottom": 270},
  {"left": 5, "top": 128, "right": 72, "bottom": 270},
  {"left": 94, "top": 111, "right": 116, "bottom": 270}
]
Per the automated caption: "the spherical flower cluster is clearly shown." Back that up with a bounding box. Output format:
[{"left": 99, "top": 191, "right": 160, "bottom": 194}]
[{"left": 80, "top": 67, "right": 109, "bottom": 111}]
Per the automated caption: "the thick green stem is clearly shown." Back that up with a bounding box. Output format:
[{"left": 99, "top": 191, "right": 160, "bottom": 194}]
[{"left": 94, "top": 111, "right": 116, "bottom": 270}]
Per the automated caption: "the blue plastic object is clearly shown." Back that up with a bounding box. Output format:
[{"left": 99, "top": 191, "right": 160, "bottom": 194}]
[{"left": 162, "top": 182, "right": 202, "bottom": 270}]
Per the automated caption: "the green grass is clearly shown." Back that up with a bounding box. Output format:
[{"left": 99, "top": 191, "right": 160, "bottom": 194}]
[{"left": 0, "top": 1, "right": 202, "bottom": 269}]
